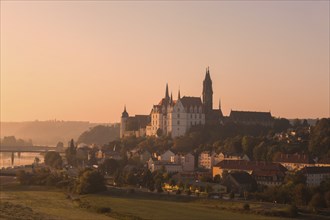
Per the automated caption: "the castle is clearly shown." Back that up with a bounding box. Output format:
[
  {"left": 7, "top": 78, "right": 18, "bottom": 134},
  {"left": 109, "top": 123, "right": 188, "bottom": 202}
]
[{"left": 120, "top": 68, "right": 273, "bottom": 138}]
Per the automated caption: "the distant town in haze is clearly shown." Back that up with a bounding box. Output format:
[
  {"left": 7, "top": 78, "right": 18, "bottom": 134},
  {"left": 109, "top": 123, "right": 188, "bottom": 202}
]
[{"left": 1, "top": 1, "right": 329, "bottom": 220}]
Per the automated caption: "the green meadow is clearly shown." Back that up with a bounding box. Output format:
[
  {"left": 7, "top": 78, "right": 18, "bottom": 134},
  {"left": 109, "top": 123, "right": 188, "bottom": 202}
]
[{"left": 0, "top": 181, "right": 295, "bottom": 220}]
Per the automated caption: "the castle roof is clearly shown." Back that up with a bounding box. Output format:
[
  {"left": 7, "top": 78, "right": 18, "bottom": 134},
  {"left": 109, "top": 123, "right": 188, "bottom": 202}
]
[
  {"left": 229, "top": 110, "right": 272, "bottom": 121},
  {"left": 180, "top": 96, "right": 203, "bottom": 108}
]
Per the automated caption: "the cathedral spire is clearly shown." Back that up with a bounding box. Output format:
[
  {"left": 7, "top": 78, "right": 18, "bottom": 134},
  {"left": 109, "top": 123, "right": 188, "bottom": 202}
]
[
  {"left": 170, "top": 92, "right": 173, "bottom": 103},
  {"left": 165, "top": 83, "right": 169, "bottom": 99},
  {"left": 178, "top": 88, "right": 181, "bottom": 100},
  {"left": 122, "top": 105, "right": 128, "bottom": 118}
]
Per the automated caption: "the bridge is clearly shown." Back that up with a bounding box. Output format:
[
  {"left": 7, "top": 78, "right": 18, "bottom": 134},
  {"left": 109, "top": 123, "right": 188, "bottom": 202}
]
[
  {"left": 0, "top": 145, "right": 59, "bottom": 153},
  {"left": 0, "top": 146, "right": 65, "bottom": 167}
]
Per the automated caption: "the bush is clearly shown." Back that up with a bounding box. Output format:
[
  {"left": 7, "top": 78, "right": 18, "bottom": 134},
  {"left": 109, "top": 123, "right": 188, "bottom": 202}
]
[
  {"left": 243, "top": 203, "right": 250, "bottom": 211},
  {"left": 286, "top": 204, "right": 298, "bottom": 217},
  {"left": 74, "top": 169, "right": 106, "bottom": 194},
  {"left": 95, "top": 207, "right": 111, "bottom": 214}
]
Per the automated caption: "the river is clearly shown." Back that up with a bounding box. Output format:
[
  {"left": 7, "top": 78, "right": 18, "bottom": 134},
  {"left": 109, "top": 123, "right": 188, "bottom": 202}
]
[{"left": 0, "top": 152, "right": 44, "bottom": 168}]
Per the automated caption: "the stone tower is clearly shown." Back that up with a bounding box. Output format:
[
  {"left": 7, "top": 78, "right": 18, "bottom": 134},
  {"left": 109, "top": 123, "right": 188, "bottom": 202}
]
[
  {"left": 202, "top": 67, "right": 213, "bottom": 118},
  {"left": 120, "top": 105, "right": 129, "bottom": 138}
]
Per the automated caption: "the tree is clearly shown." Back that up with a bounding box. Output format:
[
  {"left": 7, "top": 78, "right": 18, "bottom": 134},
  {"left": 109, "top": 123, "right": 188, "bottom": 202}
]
[
  {"left": 309, "top": 118, "right": 330, "bottom": 157},
  {"left": 213, "top": 174, "right": 221, "bottom": 183},
  {"left": 293, "top": 183, "right": 309, "bottom": 206},
  {"left": 34, "top": 157, "right": 40, "bottom": 166},
  {"left": 99, "top": 159, "right": 119, "bottom": 175},
  {"left": 78, "top": 125, "right": 119, "bottom": 146},
  {"left": 66, "top": 139, "right": 77, "bottom": 166},
  {"left": 156, "top": 128, "right": 163, "bottom": 137},
  {"left": 74, "top": 169, "right": 106, "bottom": 194},
  {"left": 241, "top": 136, "right": 256, "bottom": 158},
  {"left": 308, "top": 193, "right": 326, "bottom": 211},
  {"left": 253, "top": 141, "right": 267, "bottom": 161},
  {"left": 292, "top": 119, "right": 302, "bottom": 128},
  {"left": 44, "top": 151, "right": 62, "bottom": 169},
  {"left": 272, "top": 118, "right": 291, "bottom": 133}
]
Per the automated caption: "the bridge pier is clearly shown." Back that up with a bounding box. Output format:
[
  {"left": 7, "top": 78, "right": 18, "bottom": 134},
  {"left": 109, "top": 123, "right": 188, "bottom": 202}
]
[{"left": 11, "top": 152, "right": 14, "bottom": 166}]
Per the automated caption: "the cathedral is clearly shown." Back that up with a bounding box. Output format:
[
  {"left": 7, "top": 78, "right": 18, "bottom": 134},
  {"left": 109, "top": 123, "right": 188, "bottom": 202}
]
[{"left": 120, "top": 67, "right": 273, "bottom": 138}]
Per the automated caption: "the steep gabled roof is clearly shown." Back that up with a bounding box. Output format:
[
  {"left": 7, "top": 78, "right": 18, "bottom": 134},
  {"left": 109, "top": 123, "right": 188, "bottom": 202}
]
[
  {"left": 229, "top": 172, "right": 255, "bottom": 185},
  {"left": 180, "top": 96, "right": 203, "bottom": 109},
  {"left": 229, "top": 111, "right": 272, "bottom": 121}
]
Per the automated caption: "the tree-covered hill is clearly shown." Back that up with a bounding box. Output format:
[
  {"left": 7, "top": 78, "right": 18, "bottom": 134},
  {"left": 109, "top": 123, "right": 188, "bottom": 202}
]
[{"left": 77, "top": 125, "right": 120, "bottom": 146}]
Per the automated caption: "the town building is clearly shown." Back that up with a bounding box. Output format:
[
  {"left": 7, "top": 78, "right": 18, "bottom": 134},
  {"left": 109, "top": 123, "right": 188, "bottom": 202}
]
[
  {"left": 198, "top": 151, "right": 249, "bottom": 170},
  {"left": 120, "top": 106, "right": 150, "bottom": 138},
  {"left": 273, "top": 153, "right": 314, "bottom": 170},
  {"left": 301, "top": 166, "right": 330, "bottom": 187},
  {"left": 212, "top": 160, "right": 287, "bottom": 179}
]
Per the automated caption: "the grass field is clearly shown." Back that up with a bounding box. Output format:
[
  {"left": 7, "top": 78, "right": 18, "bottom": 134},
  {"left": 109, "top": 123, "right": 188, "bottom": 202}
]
[{"left": 0, "top": 179, "right": 293, "bottom": 220}]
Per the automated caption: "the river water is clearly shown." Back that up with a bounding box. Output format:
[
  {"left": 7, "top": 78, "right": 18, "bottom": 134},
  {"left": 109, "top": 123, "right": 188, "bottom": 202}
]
[{"left": 0, "top": 152, "right": 44, "bottom": 168}]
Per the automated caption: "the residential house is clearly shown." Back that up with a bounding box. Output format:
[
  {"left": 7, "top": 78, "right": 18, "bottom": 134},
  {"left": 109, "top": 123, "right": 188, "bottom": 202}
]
[
  {"left": 158, "top": 150, "right": 175, "bottom": 162},
  {"left": 301, "top": 166, "right": 330, "bottom": 187},
  {"left": 213, "top": 160, "right": 287, "bottom": 178}
]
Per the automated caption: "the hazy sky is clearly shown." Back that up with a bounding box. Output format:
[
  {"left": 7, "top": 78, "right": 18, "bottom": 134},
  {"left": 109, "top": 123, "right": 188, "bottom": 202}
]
[{"left": 1, "top": 1, "right": 329, "bottom": 123}]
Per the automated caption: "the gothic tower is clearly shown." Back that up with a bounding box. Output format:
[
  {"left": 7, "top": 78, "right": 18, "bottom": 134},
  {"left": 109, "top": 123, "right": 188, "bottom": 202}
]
[
  {"left": 120, "top": 105, "right": 129, "bottom": 138},
  {"left": 202, "top": 67, "right": 213, "bottom": 116}
]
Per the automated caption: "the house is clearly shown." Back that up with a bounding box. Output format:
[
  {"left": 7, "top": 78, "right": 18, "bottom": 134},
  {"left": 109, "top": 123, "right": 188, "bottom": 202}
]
[
  {"left": 212, "top": 160, "right": 287, "bottom": 178},
  {"left": 158, "top": 150, "right": 175, "bottom": 162},
  {"left": 301, "top": 166, "right": 330, "bottom": 187},
  {"left": 222, "top": 172, "right": 257, "bottom": 195},
  {"left": 171, "top": 153, "right": 195, "bottom": 172},
  {"left": 199, "top": 151, "right": 250, "bottom": 170},
  {"left": 273, "top": 153, "right": 314, "bottom": 170},
  {"left": 147, "top": 158, "right": 182, "bottom": 173},
  {"left": 252, "top": 169, "right": 286, "bottom": 186}
]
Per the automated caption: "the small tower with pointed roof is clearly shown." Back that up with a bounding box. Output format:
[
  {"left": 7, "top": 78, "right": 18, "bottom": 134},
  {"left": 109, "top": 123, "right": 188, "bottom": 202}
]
[{"left": 120, "top": 105, "right": 129, "bottom": 138}]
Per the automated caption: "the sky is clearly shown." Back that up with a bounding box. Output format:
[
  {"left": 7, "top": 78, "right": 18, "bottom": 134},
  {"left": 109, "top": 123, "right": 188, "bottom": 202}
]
[{"left": 1, "top": 1, "right": 329, "bottom": 123}]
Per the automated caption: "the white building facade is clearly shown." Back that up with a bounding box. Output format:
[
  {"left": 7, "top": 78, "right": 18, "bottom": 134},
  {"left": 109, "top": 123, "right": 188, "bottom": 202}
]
[{"left": 146, "top": 84, "right": 205, "bottom": 138}]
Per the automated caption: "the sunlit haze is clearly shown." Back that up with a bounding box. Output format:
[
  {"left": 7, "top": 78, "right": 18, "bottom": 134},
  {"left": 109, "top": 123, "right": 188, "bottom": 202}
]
[{"left": 1, "top": 1, "right": 329, "bottom": 123}]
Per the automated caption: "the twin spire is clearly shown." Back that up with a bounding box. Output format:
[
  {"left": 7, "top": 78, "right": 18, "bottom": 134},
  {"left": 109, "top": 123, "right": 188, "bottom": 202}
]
[{"left": 164, "top": 83, "right": 181, "bottom": 101}]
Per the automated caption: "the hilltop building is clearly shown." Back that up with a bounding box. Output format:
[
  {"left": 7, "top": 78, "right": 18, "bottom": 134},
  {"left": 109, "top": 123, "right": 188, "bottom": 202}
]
[
  {"left": 120, "top": 67, "right": 274, "bottom": 138},
  {"left": 120, "top": 106, "right": 150, "bottom": 138}
]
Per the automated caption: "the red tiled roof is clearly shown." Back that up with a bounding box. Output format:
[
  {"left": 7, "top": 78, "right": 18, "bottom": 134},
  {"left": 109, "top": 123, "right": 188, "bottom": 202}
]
[
  {"left": 301, "top": 166, "right": 330, "bottom": 174},
  {"left": 274, "top": 153, "right": 314, "bottom": 164},
  {"left": 215, "top": 160, "right": 287, "bottom": 172}
]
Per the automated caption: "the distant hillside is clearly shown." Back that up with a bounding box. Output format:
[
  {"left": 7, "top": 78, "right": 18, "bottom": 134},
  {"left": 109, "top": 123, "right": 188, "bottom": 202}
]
[
  {"left": 0, "top": 121, "right": 120, "bottom": 146},
  {"left": 77, "top": 125, "right": 120, "bottom": 146}
]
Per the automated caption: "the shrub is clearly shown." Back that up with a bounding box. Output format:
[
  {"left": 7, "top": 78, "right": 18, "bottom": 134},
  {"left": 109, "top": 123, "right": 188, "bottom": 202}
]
[
  {"left": 243, "top": 203, "right": 250, "bottom": 211},
  {"left": 286, "top": 204, "right": 298, "bottom": 217},
  {"left": 95, "top": 207, "right": 111, "bottom": 214}
]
